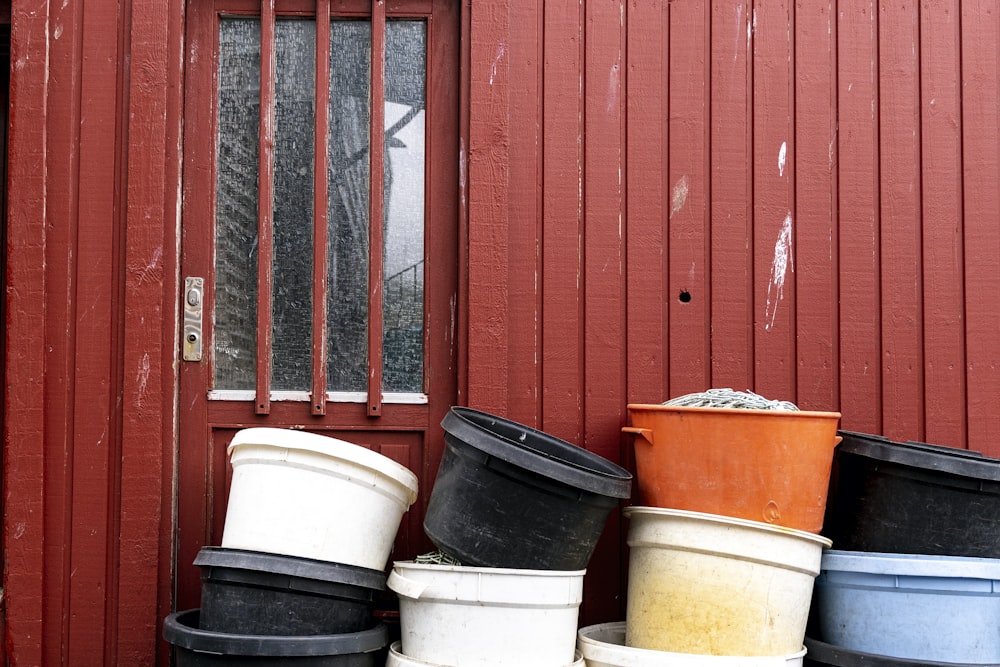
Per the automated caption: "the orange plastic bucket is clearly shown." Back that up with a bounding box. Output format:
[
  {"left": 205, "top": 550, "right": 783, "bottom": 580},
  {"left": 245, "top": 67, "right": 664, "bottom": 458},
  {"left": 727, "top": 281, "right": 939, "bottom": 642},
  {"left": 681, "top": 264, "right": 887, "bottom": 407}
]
[{"left": 623, "top": 404, "right": 841, "bottom": 533}]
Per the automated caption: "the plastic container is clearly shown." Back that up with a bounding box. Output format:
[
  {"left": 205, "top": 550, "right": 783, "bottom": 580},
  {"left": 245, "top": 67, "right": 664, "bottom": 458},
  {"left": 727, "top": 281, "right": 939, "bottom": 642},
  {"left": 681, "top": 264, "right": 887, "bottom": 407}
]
[
  {"left": 624, "top": 506, "right": 830, "bottom": 656},
  {"left": 811, "top": 550, "right": 1000, "bottom": 663},
  {"left": 823, "top": 430, "right": 1000, "bottom": 557},
  {"left": 194, "top": 546, "right": 385, "bottom": 636},
  {"left": 578, "top": 623, "right": 806, "bottom": 667},
  {"left": 423, "top": 407, "right": 632, "bottom": 570},
  {"left": 624, "top": 404, "right": 841, "bottom": 533},
  {"left": 387, "top": 560, "right": 585, "bottom": 667},
  {"left": 803, "top": 637, "right": 1000, "bottom": 667},
  {"left": 162, "top": 609, "right": 388, "bottom": 666},
  {"left": 386, "top": 641, "right": 586, "bottom": 667},
  {"left": 221, "top": 427, "right": 418, "bottom": 569}
]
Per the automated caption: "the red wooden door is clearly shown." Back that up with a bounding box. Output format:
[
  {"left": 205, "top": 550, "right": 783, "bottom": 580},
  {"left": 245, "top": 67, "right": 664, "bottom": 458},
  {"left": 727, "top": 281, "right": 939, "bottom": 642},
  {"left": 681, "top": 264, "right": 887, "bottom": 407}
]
[{"left": 176, "top": 0, "right": 459, "bottom": 613}]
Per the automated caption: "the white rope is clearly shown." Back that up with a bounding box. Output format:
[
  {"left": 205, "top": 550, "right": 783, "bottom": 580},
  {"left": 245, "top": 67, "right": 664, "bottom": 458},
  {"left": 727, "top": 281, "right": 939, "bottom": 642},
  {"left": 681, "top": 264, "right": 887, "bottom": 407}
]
[{"left": 662, "top": 388, "right": 799, "bottom": 411}]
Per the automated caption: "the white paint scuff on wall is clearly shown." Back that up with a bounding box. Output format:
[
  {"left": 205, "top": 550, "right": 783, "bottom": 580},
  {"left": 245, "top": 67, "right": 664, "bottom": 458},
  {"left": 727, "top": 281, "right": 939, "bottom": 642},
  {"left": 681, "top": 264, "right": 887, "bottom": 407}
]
[
  {"left": 765, "top": 212, "right": 794, "bottom": 331},
  {"left": 670, "top": 176, "right": 689, "bottom": 219},
  {"left": 778, "top": 141, "right": 787, "bottom": 176},
  {"left": 490, "top": 42, "right": 507, "bottom": 86}
]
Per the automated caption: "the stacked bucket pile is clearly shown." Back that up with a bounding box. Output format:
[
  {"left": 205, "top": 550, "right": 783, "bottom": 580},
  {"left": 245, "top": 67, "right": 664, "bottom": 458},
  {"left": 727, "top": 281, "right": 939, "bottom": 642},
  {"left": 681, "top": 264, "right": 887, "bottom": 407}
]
[
  {"left": 807, "top": 431, "right": 1000, "bottom": 667},
  {"left": 162, "top": 427, "right": 420, "bottom": 665},
  {"left": 581, "top": 390, "right": 842, "bottom": 667},
  {"left": 386, "top": 406, "right": 633, "bottom": 667}
]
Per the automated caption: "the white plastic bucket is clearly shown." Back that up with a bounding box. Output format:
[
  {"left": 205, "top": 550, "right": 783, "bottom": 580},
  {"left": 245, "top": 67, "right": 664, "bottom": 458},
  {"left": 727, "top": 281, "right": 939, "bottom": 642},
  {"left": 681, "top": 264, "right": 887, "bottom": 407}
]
[
  {"left": 388, "top": 561, "right": 585, "bottom": 667},
  {"left": 386, "top": 641, "right": 585, "bottom": 667},
  {"left": 813, "top": 550, "right": 1000, "bottom": 663},
  {"left": 578, "top": 623, "right": 806, "bottom": 667},
  {"left": 624, "top": 507, "right": 829, "bottom": 657},
  {"left": 221, "top": 428, "right": 418, "bottom": 569}
]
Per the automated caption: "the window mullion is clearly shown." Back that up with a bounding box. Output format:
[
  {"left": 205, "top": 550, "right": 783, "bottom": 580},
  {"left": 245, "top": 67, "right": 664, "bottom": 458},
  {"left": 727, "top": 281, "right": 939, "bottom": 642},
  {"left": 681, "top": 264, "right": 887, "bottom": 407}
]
[
  {"left": 255, "top": 0, "right": 277, "bottom": 415},
  {"left": 312, "top": 0, "right": 331, "bottom": 415},
  {"left": 367, "top": 0, "right": 386, "bottom": 417}
]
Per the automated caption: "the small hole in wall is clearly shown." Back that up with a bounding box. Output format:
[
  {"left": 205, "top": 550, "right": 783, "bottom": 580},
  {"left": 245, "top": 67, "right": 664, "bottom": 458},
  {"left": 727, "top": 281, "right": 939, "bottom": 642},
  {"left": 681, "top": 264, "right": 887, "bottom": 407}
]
[{"left": 678, "top": 291, "right": 692, "bottom": 303}]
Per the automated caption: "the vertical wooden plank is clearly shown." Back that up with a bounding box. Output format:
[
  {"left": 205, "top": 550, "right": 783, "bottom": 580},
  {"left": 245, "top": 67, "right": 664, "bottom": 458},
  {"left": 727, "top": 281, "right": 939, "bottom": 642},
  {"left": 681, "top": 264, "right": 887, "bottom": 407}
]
[
  {"left": 41, "top": 0, "right": 81, "bottom": 660},
  {"left": 541, "top": 0, "right": 584, "bottom": 441},
  {"left": 837, "top": 0, "right": 881, "bottom": 434},
  {"left": 794, "top": 0, "right": 839, "bottom": 412},
  {"left": 118, "top": 0, "right": 180, "bottom": 661},
  {"left": 466, "top": 0, "right": 510, "bottom": 414},
  {"left": 920, "top": 0, "right": 965, "bottom": 448},
  {"left": 582, "top": 0, "right": 625, "bottom": 624},
  {"left": 752, "top": 0, "right": 796, "bottom": 402},
  {"left": 256, "top": 0, "right": 275, "bottom": 415},
  {"left": 666, "top": 0, "right": 710, "bottom": 400},
  {"left": 879, "top": 1, "right": 924, "bottom": 439},
  {"left": 368, "top": 0, "right": 386, "bottom": 417},
  {"left": 709, "top": 0, "right": 753, "bottom": 391},
  {"left": 70, "top": 1, "right": 121, "bottom": 661},
  {"left": 504, "top": 0, "right": 542, "bottom": 423},
  {"left": 626, "top": 0, "right": 668, "bottom": 404},
  {"left": 313, "top": 0, "right": 331, "bottom": 415},
  {"left": 961, "top": 0, "right": 1000, "bottom": 456},
  {"left": 4, "top": 2, "right": 50, "bottom": 664}
]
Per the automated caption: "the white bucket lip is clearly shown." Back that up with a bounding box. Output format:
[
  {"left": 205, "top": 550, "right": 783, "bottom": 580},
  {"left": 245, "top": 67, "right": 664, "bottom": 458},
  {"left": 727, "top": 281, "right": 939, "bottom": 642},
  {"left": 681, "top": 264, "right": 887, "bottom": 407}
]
[
  {"left": 388, "top": 641, "right": 585, "bottom": 667},
  {"left": 391, "top": 559, "right": 587, "bottom": 578},
  {"left": 578, "top": 622, "right": 807, "bottom": 666},
  {"left": 227, "top": 427, "right": 418, "bottom": 500},
  {"left": 821, "top": 549, "right": 1000, "bottom": 581},
  {"left": 624, "top": 506, "right": 832, "bottom": 548}
]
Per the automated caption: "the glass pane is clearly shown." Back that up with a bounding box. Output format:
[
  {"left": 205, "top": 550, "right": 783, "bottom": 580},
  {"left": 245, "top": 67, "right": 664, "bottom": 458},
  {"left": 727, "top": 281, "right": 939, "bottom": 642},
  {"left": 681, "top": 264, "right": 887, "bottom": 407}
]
[
  {"left": 271, "top": 20, "right": 316, "bottom": 391},
  {"left": 214, "top": 18, "right": 260, "bottom": 391},
  {"left": 383, "top": 20, "right": 426, "bottom": 393},
  {"left": 326, "top": 20, "right": 371, "bottom": 392}
]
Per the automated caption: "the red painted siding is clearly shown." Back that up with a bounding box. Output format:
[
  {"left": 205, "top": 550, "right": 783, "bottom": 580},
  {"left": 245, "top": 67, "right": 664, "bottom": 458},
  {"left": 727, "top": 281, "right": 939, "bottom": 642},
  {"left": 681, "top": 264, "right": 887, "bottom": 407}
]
[{"left": 8, "top": 0, "right": 1000, "bottom": 663}]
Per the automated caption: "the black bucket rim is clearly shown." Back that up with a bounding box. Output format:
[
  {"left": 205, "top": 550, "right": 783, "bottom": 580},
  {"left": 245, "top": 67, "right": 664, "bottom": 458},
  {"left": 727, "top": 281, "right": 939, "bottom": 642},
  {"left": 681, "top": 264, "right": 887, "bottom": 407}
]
[
  {"left": 441, "top": 407, "right": 632, "bottom": 498},
  {"left": 163, "top": 610, "right": 388, "bottom": 656},
  {"left": 804, "top": 637, "right": 1000, "bottom": 667},
  {"left": 194, "top": 547, "right": 387, "bottom": 591},
  {"left": 837, "top": 430, "right": 1000, "bottom": 482}
]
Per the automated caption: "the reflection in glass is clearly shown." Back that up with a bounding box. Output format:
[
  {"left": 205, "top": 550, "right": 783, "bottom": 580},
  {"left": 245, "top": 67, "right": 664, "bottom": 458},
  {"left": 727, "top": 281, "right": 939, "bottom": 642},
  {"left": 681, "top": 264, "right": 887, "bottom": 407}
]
[
  {"left": 272, "top": 20, "right": 316, "bottom": 391},
  {"left": 214, "top": 18, "right": 260, "bottom": 391},
  {"left": 326, "top": 20, "right": 372, "bottom": 392},
  {"left": 382, "top": 21, "right": 426, "bottom": 393}
]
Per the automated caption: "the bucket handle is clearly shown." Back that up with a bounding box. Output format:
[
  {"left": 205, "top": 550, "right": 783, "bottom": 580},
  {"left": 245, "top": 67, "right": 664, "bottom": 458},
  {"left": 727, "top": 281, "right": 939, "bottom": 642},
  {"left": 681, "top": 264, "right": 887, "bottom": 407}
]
[
  {"left": 622, "top": 426, "right": 654, "bottom": 446},
  {"left": 387, "top": 569, "right": 431, "bottom": 600}
]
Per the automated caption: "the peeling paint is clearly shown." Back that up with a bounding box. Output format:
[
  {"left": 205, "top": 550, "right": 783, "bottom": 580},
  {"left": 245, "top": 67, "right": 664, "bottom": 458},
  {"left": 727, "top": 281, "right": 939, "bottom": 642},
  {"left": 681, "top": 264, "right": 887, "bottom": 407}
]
[
  {"left": 670, "top": 176, "right": 689, "bottom": 219},
  {"left": 765, "top": 212, "right": 794, "bottom": 331},
  {"left": 489, "top": 42, "right": 506, "bottom": 86},
  {"left": 607, "top": 63, "right": 620, "bottom": 113},
  {"left": 135, "top": 352, "right": 151, "bottom": 408},
  {"left": 778, "top": 141, "right": 787, "bottom": 176}
]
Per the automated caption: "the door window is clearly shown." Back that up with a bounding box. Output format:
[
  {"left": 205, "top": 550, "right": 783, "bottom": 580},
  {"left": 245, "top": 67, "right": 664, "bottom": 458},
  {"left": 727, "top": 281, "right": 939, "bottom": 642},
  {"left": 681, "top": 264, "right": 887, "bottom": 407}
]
[{"left": 212, "top": 10, "right": 428, "bottom": 412}]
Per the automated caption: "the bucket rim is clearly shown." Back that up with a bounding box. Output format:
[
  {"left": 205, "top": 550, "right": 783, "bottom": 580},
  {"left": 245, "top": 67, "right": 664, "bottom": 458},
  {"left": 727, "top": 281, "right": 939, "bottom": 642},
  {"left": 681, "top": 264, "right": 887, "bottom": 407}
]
[
  {"left": 578, "top": 622, "right": 807, "bottom": 665},
  {"left": 820, "top": 549, "right": 1000, "bottom": 581},
  {"left": 442, "top": 406, "right": 632, "bottom": 498},
  {"left": 623, "top": 506, "right": 832, "bottom": 548},
  {"left": 390, "top": 559, "right": 587, "bottom": 578},
  {"left": 625, "top": 403, "right": 842, "bottom": 419},
  {"left": 803, "top": 636, "right": 1000, "bottom": 667},
  {"left": 227, "top": 427, "right": 418, "bottom": 500},
  {"left": 837, "top": 430, "right": 1000, "bottom": 482},
  {"left": 194, "top": 546, "right": 387, "bottom": 590},
  {"left": 162, "top": 609, "right": 388, "bottom": 656}
]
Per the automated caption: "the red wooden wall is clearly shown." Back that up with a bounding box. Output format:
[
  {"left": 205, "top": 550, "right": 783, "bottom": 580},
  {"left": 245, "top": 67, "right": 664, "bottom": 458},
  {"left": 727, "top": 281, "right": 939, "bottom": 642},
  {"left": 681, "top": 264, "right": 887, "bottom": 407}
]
[{"left": 5, "top": 0, "right": 1000, "bottom": 664}]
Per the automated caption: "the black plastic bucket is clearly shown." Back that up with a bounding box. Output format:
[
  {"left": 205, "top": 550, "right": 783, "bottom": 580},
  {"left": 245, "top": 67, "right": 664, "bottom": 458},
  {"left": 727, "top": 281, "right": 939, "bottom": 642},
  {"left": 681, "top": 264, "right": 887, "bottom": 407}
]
[
  {"left": 804, "top": 637, "right": 1000, "bottom": 667},
  {"left": 163, "top": 610, "right": 388, "bottom": 666},
  {"left": 823, "top": 431, "right": 1000, "bottom": 557},
  {"left": 423, "top": 406, "right": 633, "bottom": 570},
  {"left": 195, "top": 547, "right": 386, "bottom": 636}
]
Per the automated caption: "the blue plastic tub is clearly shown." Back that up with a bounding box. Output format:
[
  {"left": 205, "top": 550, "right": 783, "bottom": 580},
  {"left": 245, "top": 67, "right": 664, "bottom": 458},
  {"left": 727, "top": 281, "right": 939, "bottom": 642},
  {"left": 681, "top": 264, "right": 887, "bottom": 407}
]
[{"left": 812, "top": 550, "right": 1000, "bottom": 663}]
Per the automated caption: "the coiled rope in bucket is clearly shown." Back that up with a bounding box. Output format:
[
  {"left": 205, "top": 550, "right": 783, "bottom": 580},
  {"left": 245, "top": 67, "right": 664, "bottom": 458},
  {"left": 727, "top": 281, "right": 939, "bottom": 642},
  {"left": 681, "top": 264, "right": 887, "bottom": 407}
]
[{"left": 662, "top": 388, "right": 799, "bottom": 411}]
